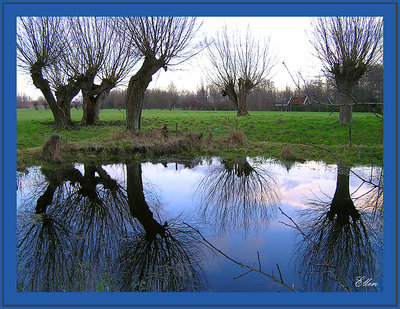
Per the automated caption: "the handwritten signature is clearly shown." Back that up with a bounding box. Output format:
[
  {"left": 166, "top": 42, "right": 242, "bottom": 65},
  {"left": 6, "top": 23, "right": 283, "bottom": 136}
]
[{"left": 355, "top": 276, "right": 378, "bottom": 288}]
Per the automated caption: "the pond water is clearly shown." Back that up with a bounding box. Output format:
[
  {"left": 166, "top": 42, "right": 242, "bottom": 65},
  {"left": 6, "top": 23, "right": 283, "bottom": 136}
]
[{"left": 16, "top": 158, "right": 383, "bottom": 292}]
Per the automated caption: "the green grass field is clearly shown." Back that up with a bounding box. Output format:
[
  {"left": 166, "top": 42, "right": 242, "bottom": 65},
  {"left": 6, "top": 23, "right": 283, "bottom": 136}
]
[{"left": 17, "top": 109, "right": 383, "bottom": 167}]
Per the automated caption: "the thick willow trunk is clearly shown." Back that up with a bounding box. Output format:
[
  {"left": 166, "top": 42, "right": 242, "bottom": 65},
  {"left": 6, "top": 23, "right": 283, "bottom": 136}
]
[
  {"left": 126, "top": 57, "right": 163, "bottom": 134},
  {"left": 328, "top": 164, "right": 360, "bottom": 224},
  {"left": 30, "top": 63, "right": 72, "bottom": 131},
  {"left": 35, "top": 183, "right": 58, "bottom": 214},
  {"left": 339, "top": 96, "right": 353, "bottom": 124},
  {"left": 126, "top": 78, "right": 149, "bottom": 134},
  {"left": 222, "top": 83, "right": 238, "bottom": 108},
  {"left": 80, "top": 78, "right": 115, "bottom": 125},
  {"left": 337, "top": 83, "right": 354, "bottom": 124},
  {"left": 127, "top": 163, "right": 165, "bottom": 239},
  {"left": 81, "top": 95, "right": 100, "bottom": 125},
  {"left": 237, "top": 78, "right": 250, "bottom": 116},
  {"left": 51, "top": 107, "right": 69, "bottom": 131},
  {"left": 237, "top": 93, "right": 249, "bottom": 116},
  {"left": 55, "top": 84, "right": 80, "bottom": 125},
  {"left": 222, "top": 79, "right": 250, "bottom": 117}
]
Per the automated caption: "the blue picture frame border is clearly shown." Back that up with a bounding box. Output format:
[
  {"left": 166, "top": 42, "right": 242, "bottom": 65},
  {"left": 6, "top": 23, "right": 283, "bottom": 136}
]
[{"left": 1, "top": 1, "right": 397, "bottom": 307}]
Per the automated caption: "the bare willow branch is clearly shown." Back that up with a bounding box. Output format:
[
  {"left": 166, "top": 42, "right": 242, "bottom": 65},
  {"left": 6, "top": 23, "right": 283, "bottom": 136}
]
[
  {"left": 194, "top": 159, "right": 279, "bottom": 234},
  {"left": 17, "top": 17, "right": 80, "bottom": 129},
  {"left": 310, "top": 17, "right": 383, "bottom": 123},
  {"left": 119, "top": 17, "right": 202, "bottom": 133},
  {"left": 203, "top": 25, "right": 276, "bottom": 116},
  {"left": 278, "top": 207, "right": 351, "bottom": 292},
  {"left": 183, "top": 222, "right": 297, "bottom": 292}
]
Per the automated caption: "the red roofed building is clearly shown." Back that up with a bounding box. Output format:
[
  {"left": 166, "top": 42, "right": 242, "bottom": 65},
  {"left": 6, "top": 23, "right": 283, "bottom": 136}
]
[
  {"left": 274, "top": 96, "right": 309, "bottom": 111},
  {"left": 287, "top": 96, "right": 309, "bottom": 106}
]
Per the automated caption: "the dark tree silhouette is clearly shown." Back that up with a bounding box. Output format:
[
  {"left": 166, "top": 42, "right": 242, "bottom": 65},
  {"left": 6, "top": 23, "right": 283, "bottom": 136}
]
[
  {"left": 17, "top": 164, "right": 135, "bottom": 292},
  {"left": 116, "top": 162, "right": 207, "bottom": 291},
  {"left": 17, "top": 200, "right": 74, "bottom": 291},
  {"left": 292, "top": 163, "right": 383, "bottom": 292},
  {"left": 17, "top": 162, "right": 207, "bottom": 292}
]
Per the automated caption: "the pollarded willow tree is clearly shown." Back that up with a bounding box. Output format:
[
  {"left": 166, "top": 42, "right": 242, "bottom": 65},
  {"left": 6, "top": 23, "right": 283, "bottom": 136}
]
[
  {"left": 120, "top": 17, "right": 201, "bottom": 134},
  {"left": 65, "top": 17, "right": 138, "bottom": 125},
  {"left": 310, "top": 17, "right": 383, "bottom": 124},
  {"left": 17, "top": 17, "right": 80, "bottom": 130},
  {"left": 204, "top": 26, "right": 276, "bottom": 116},
  {"left": 18, "top": 17, "right": 138, "bottom": 128}
]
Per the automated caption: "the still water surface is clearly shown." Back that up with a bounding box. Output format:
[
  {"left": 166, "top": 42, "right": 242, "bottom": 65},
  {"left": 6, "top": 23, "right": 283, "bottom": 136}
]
[{"left": 16, "top": 158, "right": 383, "bottom": 292}]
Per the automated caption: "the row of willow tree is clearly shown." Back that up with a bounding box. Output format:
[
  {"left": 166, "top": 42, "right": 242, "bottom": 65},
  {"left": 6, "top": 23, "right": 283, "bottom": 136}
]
[
  {"left": 18, "top": 16, "right": 383, "bottom": 132},
  {"left": 17, "top": 17, "right": 201, "bottom": 132}
]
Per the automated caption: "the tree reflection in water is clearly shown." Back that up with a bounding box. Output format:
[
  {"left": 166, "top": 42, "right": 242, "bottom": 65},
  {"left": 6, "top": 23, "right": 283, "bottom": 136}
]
[
  {"left": 195, "top": 158, "right": 280, "bottom": 233},
  {"left": 294, "top": 163, "right": 383, "bottom": 292},
  {"left": 17, "top": 163, "right": 206, "bottom": 292},
  {"left": 17, "top": 164, "right": 134, "bottom": 291},
  {"left": 115, "top": 163, "right": 206, "bottom": 292}
]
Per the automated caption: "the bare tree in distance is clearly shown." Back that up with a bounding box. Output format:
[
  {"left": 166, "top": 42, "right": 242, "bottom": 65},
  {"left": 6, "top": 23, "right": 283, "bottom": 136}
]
[
  {"left": 120, "top": 17, "right": 202, "bottom": 134},
  {"left": 204, "top": 25, "right": 276, "bottom": 116},
  {"left": 65, "top": 17, "right": 138, "bottom": 125},
  {"left": 17, "top": 92, "right": 32, "bottom": 109},
  {"left": 37, "top": 96, "right": 49, "bottom": 109},
  {"left": 310, "top": 17, "right": 383, "bottom": 124},
  {"left": 166, "top": 81, "right": 179, "bottom": 110},
  {"left": 17, "top": 17, "right": 80, "bottom": 130}
]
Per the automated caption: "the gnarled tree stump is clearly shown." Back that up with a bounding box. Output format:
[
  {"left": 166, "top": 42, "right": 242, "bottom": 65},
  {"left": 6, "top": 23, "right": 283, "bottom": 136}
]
[{"left": 42, "top": 135, "right": 62, "bottom": 162}]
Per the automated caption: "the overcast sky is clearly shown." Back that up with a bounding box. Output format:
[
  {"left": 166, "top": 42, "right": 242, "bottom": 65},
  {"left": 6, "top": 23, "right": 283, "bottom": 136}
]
[{"left": 17, "top": 17, "right": 322, "bottom": 100}]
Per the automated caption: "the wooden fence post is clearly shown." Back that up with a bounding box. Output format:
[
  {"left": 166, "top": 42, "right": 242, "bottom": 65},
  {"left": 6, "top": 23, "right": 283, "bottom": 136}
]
[{"left": 348, "top": 126, "right": 352, "bottom": 147}]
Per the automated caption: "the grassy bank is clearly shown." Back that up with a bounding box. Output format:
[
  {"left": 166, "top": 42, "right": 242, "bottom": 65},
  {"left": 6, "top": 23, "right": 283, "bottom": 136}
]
[{"left": 17, "top": 109, "right": 383, "bottom": 168}]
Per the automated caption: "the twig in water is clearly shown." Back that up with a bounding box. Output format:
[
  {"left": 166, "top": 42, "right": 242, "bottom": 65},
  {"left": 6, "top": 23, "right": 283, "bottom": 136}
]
[
  {"left": 276, "top": 264, "right": 283, "bottom": 282},
  {"left": 234, "top": 268, "right": 254, "bottom": 280},
  {"left": 183, "top": 222, "right": 297, "bottom": 292},
  {"left": 278, "top": 207, "right": 351, "bottom": 292}
]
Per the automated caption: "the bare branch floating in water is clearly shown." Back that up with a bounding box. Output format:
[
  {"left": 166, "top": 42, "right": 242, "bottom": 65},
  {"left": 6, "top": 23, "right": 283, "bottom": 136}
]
[{"left": 183, "top": 222, "right": 297, "bottom": 292}]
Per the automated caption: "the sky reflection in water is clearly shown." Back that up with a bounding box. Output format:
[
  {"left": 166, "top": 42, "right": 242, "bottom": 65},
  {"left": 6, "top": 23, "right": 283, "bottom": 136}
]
[{"left": 16, "top": 158, "right": 383, "bottom": 292}]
